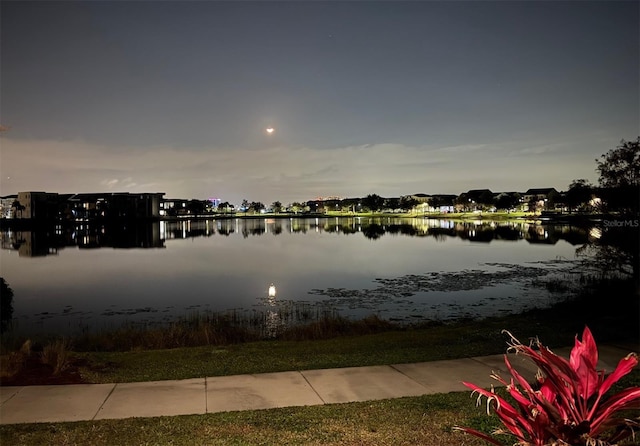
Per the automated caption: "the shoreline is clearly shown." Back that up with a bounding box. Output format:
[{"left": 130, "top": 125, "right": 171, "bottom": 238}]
[
  {"left": 0, "top": 211, "right": 617, "bottom": 229},
  {"left": 1, "top": 275, "right": 637, "bottom": 387}
]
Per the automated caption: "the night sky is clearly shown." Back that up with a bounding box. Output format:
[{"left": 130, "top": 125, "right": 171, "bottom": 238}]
[{"left": 1, "top": 1, "right": 638, "bottom": 205}]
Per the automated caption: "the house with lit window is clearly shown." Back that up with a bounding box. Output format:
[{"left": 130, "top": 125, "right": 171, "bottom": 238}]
[{"left": 523, "top": 188, "right": 559, "bottom": 212}]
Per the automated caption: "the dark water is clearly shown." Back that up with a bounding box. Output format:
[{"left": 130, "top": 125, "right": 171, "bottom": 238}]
[{"left": 0, "top": 217, "right": 594, "bottom": 336}]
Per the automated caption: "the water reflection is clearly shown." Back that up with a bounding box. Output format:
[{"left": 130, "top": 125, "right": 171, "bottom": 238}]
[
  {"left": 1, "top": 222, "right": 164, "bottom": 257},
  {"left": 256, "top": 284, "right": 341, "bottom": 339},
  {"left": 264, "top": 283, "right": 280, "bottom": 338},
  {"left": 170, "top": 217, "right": 591, "bottom": 245},
  {"left": 161, "top": 219, "right": 213, "bottom": 240},
  {"left": 0, "top": 218, "right": 601, "bottom": 337},
  {"left": 0, "top": 218, "right": 592, "bottom": 254}
]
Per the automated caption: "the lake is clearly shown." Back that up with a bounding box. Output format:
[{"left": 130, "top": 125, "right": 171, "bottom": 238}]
[{"left": 0, "top": 217, "right": 593, "bottom": 337}]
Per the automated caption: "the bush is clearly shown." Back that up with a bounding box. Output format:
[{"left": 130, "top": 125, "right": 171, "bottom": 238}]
[
  {"left": 41, "top": 338, "right": 72, "bottom": 375},
  {"left": 455, "top": 327, "right": 640, "bottom": 445}
]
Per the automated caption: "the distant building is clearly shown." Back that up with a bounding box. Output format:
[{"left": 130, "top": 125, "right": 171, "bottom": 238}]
[
  {"left": 463, "top": 189, "right": 494, "bottom": 203},
  {"left": 427, "top": 194, "right": 456, "bottom": 212},
  {"left": 160, "top": 198, "right": 214, "bottom": 217},
  {"left": 8, "top": 191, "right": 164, "bottom": 221},
  {"left": 523, "top": 188, "right": 559, "bottom": 212},
  {"left": 14, "top": 191, "right": 60, "bottom": 220},
  {"left": 407, "top": 193, "right": 430, "bottom": 203},
  {"left": 523, "top": 188, "right": 558, "bottom": 202},
  {"left": 104, "top": 193, "right": 163, "bottom": 219},
  {"left": 161, "top": 198, "right": 190, "bottom": 216},
  {"left": 493, "top": 192, "right": 522, "bottom": 211},
  {"left": 305, "top": 199, "right": 324, "bottom": 213},
  {"left": 455, "top": 189, "right": 494, "bottom": 211},
  {"left": 323, "top": 198, "right": 342, "bottom": 212},
  {"left": 0, "top": 195, "right": 18, "bottom": 219},
  {"left": 68, "top": 192, "right": 164, "bottom": 220}
]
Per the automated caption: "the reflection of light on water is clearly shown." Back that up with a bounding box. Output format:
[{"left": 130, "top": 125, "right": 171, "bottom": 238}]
[
  {"left": 265, "top": 310, "right": 279, "bottom": 338},
  {"left": 265, "top": 283, "right": 280, "bottom": 337},
  {"left": 589, "top": 227, "right": 602, "bottom": 239}
]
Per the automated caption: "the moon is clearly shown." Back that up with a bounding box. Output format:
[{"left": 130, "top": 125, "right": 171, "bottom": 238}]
[{"left": 266, "top": 127, "right": 275, "bottom": 134}]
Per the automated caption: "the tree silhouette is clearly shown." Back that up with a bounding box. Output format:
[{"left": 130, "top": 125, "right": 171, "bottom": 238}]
[
  {"left": 0, "top": 277, "right": 14, "bottom": 332},
  {"left": 478, "top": 190, "right": 495, "bottom": 209},
  {"left": 565, "top": 179, "right": 594, "bottom": 213},
  {"left": 361, "top": 194, "right": 384, "bottom": 212},
  {"left": 576, "top": 138, "right": 640, "bottom": 294},
  {"left": 249, "top": 202, "right": 265, "bottom": 213},
  {"left": 362, "top": 223, "right": 385, "bottom": 240},
  {"left": 11, "top": 199, "right": 25, "bottom": 218},
  {"left": 217, "top": 201, "right": 233, "bottom": 213},
  {"left": 596, "top": 137, "right": 639, "bottom": 215},
  {"left": 186, "top": 200, "right": 205, "bottom": 215},
  {"left": 400, "top": 196, "right": 419, "bottom": 211},
  {"left": 495, "top": 192, "right": 521, "bottom": 211}
]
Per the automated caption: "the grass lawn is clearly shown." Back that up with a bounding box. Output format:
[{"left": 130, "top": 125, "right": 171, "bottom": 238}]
[
  {"left": 2, "top": 371, "right": 638, "bottom": 446},
  {"left": 76, "top": 319, "right": 513, "bottom": 383},
  {"left": 0, "top": 392, "right": 496, "bottom": 446}
]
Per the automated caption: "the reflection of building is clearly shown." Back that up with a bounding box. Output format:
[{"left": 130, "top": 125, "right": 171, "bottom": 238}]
[
  {"left": 17, "top": 231, "right": 59, "bottom": 257},
  {"left": 0, "top": 222, "right": 164, "bottom": 256},
  {"left": 161, "top": 220, "right": 215, "bottom": 239},
  {"left": 1, "top": 218, "right": 591, "bottom": 253},
  {"left": 216, "top": 219, "right": 235, "bottom": 236},
  {"left": 0, "top": 230, "right": 60, "bottom": 257}
]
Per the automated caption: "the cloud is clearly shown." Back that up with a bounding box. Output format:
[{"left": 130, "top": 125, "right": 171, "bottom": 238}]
[
  {"left": 101, "top": 179, "right": 120, "bottom": 188},
  {"left": 0, "top": 135, "right": 605, "bottom": 203},
  {"left": 508, "top": 142, "right": 569, "bottom": 156},
  {"left": 432, "top": 143, "right": 490, "bottom": 154}
]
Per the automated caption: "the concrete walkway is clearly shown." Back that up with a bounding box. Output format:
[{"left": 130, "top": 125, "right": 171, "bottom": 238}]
[{"left": 0, "top": 343, "right": 636, "bottom": 425}]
